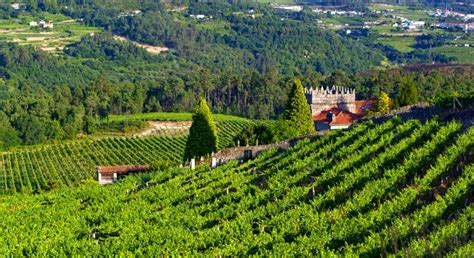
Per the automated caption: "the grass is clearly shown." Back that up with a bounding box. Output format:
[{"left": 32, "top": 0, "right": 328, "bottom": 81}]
[
  {"left": 376, "top": 36, "right": 416, "bottom": 53},
  {"left": 195, "top": 20, "right": 233, "bottom": 36},
  {"left": 321, "top": 16, "right": 365, "bottom": 26},
  {"left": 431, "top": 46, "right": 474, "bottom": 64},
  {"left": 108, "top": 112, "right": 249, "bottom": 122}
]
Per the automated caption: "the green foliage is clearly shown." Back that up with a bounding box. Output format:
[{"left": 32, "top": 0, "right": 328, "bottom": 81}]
[
  {"left": 0, "top": 119, "right": 472, "bottom": 256},
  {"left": 395, "top": 76, "right": 419, "bottom": 107},
  {"left": 271, "top": 119, "right": 301, "bottom": 141},
  {"left": 233, "top": 123, "right": 275, "bottom": 146},
  {"left": 284, "top": 78, "right": 315, "bottom": 136},
  {"left": 0, "top": 112, "right": 20, "bottom": 150},
  {"left": 184, "top": 98, "right": 218, "bottom": 161},
  {"left": 373, "top": 91, "right": 393, "bottom": 113}
]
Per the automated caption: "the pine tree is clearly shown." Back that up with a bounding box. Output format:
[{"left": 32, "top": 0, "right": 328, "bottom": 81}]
[
  {"left": 374, "top": 91, "right": 393, "bottom": 113},
  {"left": 396, "top": 77, "right": 418, "bottom": 107},
  {"left": 284, "top": 78, "right": 315, "bottom": 136},
  {"left": 184, "top": 97, "right": 218, "bottom": 161}
]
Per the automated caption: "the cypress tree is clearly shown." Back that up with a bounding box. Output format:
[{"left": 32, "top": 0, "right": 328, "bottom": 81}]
[
  {"left": 184, "top": 97, "right": 218, "bottom": 161},
  {"left": 284, "top": 78, "right": 315, "bottom": 136}
]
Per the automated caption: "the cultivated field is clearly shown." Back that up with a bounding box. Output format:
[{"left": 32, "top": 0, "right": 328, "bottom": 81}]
[
  {"left": 0, "top": 12, "right": 101, "bottom": 53},
  {"left": 0, "top": 120, "right": 253, "bottom": 194},
  {"left": 0, "top": 118, "right": 472, "bottom": 255}
]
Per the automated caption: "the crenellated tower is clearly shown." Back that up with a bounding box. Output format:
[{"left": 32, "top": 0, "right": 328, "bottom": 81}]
[{"left": 305, "top": 86, "right": 356, "bottom": 115}]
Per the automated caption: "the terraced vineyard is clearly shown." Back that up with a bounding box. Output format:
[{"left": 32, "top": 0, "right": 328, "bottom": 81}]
[
  {"left": 0, "top": 120, "right": 252, "bottom": 194},
  {"left": 0, "top": 118, "right": 472, "bottom": 256}
]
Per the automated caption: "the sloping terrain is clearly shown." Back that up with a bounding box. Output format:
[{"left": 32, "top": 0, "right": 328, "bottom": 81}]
[
  {"left": 0, "top": 120, "right": 252, "bottom": 194},
  {"left": 0, "top": 118, "right": 472, "bottom": 255}
]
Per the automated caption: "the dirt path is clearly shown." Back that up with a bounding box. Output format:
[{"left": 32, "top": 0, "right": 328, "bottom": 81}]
[
  {"left": 134, "top": 121, "right": 191, "bottom": 137},
  {"left": 113, "top": 35, "right": 168, "bottom": 54}
]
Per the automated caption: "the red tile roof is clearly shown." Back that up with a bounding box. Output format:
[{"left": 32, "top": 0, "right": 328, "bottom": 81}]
[
  {"left": 97, "top": 165, "right": 150, "bottom": 175},
  {"left": 356, "top": 99, "right": 377, "bottom": 115},
  {"left": 313, "top": 99, "right": 377, "bottom": 126}
]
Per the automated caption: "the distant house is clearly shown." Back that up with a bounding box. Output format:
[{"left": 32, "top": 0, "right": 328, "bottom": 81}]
[
  {"left": 29, "top": 21, "right": 38, "bottom": 27},
  {"left": 38, "top": 20, "right": 54, "bottom": 29},
  {"left": 271, "top": 4, "right": 303, "bottom": 12},
  {"left": 412, "top": 21, "right": 425, "bottom": 28},
  {"left": 42, "top": 22, "right": 54, "bottom": 29},
  {"left": 10, "top": 3, "right": 20, "bottom": 10},
  {"left": 97, "top": 165, "right": 150, "bottom": 185}
]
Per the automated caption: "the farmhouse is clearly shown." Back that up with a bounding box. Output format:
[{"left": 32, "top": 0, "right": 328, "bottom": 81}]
[
  {"left": 10, "top": 3, "right": 20, "bottom": 10},
  {"left": 305, "top": 86, "right": 375, "bottom": 130},
  {"left": 97, "top": 165, "right": 150, "bottom": 185}
]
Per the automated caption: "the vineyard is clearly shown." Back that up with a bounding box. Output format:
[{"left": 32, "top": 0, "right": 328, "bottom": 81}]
[
  {"left": 0, "top": 117, "right": 472, "bottom": 255},
  {"left": 0, "top": 120, "right": 252, "bottom": 194}
]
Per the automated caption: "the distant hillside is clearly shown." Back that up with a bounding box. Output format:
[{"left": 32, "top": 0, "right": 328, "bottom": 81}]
[{"left": 299, "top": 0, "right": 473, "bottom": 5}]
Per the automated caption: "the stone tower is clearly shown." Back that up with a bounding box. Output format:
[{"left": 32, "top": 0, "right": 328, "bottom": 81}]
[{"left": 305, "top": 86, "right": 356, "bottom": 116}]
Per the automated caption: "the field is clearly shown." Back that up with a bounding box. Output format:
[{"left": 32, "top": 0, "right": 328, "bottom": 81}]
[
  {"left": 376, "top": 35, "right": 416, "bottom": 53},
  {"left": 0, "top": 12, "right": 101, "bottom": 53},
  {"left": 0, "top": 120, "right": 253, "bottom": 194},
  {"left": 432, "top": 46, "right": 474, "bottom": 64},
  {"left": 0, "top": 117, "right": 473, "bottom": 255}
]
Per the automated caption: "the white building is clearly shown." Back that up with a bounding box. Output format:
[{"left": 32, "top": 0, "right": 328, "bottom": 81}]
[
  {"left": 10, "top": 3, "right": 20, "bottom": 10},
  {"left": 29, "top": 21, "right": 38, "bottom": 27},
  {"left": 43, "top": 23, "right": 54, "bottom": 29}
]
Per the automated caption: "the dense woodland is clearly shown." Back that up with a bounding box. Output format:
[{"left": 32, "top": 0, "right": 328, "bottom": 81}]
[{"left": 0, "top": 1, "right": 473, "bottom": 148}]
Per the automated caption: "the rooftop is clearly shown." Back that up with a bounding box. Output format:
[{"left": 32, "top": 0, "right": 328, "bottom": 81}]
[{"left": 97, "top": 165, "right": 149, "bottom": 175}]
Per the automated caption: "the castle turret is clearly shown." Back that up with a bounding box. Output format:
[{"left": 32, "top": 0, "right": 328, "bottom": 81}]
[{"left": 305, "top": 86, "right": 356, "bottom": 115}]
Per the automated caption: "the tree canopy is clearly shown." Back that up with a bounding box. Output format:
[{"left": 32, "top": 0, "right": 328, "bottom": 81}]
[
  {"left": 396, "top": 77, "right": 419, "bottom": 107},
  {"left": 284, "top": 79, "right": 315, "bottom": 136},
  {"left": 184, "top": 97, "right": 218, "bottom": 161}
]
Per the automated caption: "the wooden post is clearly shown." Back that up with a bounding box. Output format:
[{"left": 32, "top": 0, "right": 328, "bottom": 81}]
[
  {"left": 211, "top": 157, "right": 217, "bottom": 168},
  {"left": 191, "top": 159, "right": 196, "bottom": 170}
]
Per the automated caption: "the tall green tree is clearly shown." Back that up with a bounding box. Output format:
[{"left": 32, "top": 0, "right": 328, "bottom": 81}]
[
  {"left": 396, "top": 76, "right": 419, "bottom": 107},
  {"left": 184, "top": 97, "right": 218, "bottom": 161},
  {"left": 284, "top": 78, "right": 315, "bottom": 136}
]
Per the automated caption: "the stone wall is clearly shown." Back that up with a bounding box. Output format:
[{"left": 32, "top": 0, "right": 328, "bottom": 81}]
[
  {"left": 305, "top": 86, "right": 356, "bottom": 115},
  {"left": 363, "top": 102, "right": 474, "bottom": 130},
  {"left": 212, "top": 131, "right": 328, "bottom": 165}
]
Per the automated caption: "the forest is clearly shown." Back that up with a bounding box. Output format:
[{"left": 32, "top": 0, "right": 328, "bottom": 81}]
[{"left": 0, "top": 0, "right": 473, "bottom": 149}]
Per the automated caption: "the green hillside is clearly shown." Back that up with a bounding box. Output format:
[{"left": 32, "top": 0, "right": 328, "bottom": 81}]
[{"left": 0, "top": 118, "right": 472, "bottom": 255}]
